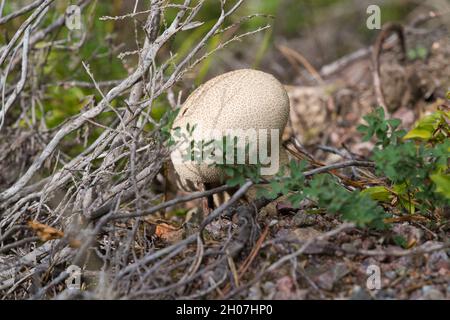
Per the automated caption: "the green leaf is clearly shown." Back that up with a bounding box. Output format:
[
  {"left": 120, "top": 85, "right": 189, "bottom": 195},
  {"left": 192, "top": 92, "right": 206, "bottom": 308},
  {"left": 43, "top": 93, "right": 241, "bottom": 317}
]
[
  {"left": 393, "top": 235, "right": 408, "bottom": 248},
  {"left": 403, "top": 128, "right": 433, "bottom": 140},
  {"left": 430, "top": 173, "right": 450, "bottom": 199},
  {"left": 403, "top": 111, "right": 446, "bottom": 141},
  {"left": 227, "top": 176, "right": 243, "bottom": 187},
  {"left": 288, "top": 193, "right": 304, "bottom": 207},
  {"left": 361, "top": 186, "right": 391, "bottom": 202},
  {"left": 416, "top": 46, "right": 428, "bottom": 60},
  {"left": 224, "top": 167, "right": 236, "bottom": 176},
  {"left": 387, "top": 118, "right": 401, "bottom": 130}
]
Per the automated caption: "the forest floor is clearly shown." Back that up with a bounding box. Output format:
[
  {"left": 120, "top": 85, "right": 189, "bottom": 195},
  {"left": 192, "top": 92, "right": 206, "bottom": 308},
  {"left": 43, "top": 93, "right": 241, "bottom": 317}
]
[
  {"left": 154, "top": 17, "right": 450, "bottom": 300},
  {"left": 0, "top": 3, "right": 448, "bottom": 300}
]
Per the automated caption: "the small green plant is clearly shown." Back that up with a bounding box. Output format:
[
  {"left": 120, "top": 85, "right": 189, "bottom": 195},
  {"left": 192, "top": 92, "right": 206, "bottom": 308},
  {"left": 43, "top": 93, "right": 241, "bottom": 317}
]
[
  {"left": 222, "top": 156, "right": 388, "bottom": 228},
  {"left": 219, "top": 107, "right": 449, "bottom": 229},
  {"left": 161, "top": 108, "right": 181, "bottom": 146},
  {"left": 407, "top": 45, "right": 428, "bottom": 61},
  {"left": 360, "top": 107, "right": 449, "bottom": 213},
  {"left": 393, "top": 235, "right": 408, "bottom": 248},
  {"left": 357, "top": 107, "right": 404, "bottom": 148}
]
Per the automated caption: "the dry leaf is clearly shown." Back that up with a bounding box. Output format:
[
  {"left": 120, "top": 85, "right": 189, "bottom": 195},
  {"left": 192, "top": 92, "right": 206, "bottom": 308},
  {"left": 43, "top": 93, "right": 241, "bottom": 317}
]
[
  {"left": 28, "top": 220, "right": 64, "bottom": 242},
  {"left": 154, "top": 222, "right": 183, "bottom": 243},
  {"left": 69, "top": 238, "right": 82, "bottom": 248},
  {"left": 144, "top": 218, "right": 184, "bottom": 243}
]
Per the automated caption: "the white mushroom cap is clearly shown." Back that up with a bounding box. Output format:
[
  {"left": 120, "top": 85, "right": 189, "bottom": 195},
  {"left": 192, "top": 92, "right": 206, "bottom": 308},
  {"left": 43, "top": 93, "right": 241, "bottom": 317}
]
[{"left": 170, "top": 69, "right": 290, "bottom": 190}]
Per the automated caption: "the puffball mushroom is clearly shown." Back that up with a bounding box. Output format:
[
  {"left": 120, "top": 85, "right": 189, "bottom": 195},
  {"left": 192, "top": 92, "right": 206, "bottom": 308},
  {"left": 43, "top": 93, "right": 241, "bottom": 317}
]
[{"left": 170, "top": 69, "right": 290, "bottom": 210}]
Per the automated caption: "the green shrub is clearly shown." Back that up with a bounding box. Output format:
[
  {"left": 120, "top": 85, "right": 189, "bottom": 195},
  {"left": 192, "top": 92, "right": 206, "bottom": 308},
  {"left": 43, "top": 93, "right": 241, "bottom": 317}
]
[{"left": 221, "top": 107, "right": 449, "bottom": 228}]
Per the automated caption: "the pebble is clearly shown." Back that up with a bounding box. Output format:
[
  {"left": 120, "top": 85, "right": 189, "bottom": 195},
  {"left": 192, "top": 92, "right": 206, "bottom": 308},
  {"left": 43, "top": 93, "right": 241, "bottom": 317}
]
[
  {"left": 292, "top": 211, "right": 317, "bottom": 227},
  {"left": 420, "top": 285, "right": 444, "bottom": 300}
]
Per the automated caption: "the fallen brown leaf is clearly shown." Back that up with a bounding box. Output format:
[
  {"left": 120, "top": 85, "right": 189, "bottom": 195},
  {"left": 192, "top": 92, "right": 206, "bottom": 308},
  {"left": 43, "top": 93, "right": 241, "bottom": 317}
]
[
  {"left": 28, "top": 220, "right": 64, "bottom": 242},
  {"left": 147, "top": 221, "right": 184, "bottom": 243}
]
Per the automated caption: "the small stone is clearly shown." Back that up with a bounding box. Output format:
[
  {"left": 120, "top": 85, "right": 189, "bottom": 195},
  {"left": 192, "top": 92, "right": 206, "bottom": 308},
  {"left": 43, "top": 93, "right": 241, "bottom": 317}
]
[
  {"left": 427, "top": 250, "right": 449, "bottom": 272},
  {"left": 350, "top": 285, "right": 372, "bottom": 300},
  {"left": 420, "top": 286, "right": 444, "bottom": 300},
  {"left": 292, "top": 211, "right": 317, "bottom": 227},
  {"left": 262, "top": 281, "right": 276, "bottom": 300},
  {"left": 248, "top": 283, "right": 262, "bottom": 300},
  {"left": 274, "top": 276, "right": 308, "bottom": 300},
  {"left": 291, "top": 227, "right": 322, "bottom": 242},
  {"left": 392, "top": 223, "right": 423, "bottom": 244},
  {"left": 341, "top": 243, "right": 356, "bottom": 252},
  {"left": 385, "top": 271, "right": 397, "bottom": 280},
  {"left": 316, "top": 263, "right": 349, "bottom": 290}
]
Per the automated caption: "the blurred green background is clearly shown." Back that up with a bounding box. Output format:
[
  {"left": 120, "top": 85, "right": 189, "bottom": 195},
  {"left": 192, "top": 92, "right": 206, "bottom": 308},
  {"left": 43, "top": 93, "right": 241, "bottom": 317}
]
[{"left": 0, "top": 0, "right": 422, "bottom": 133}]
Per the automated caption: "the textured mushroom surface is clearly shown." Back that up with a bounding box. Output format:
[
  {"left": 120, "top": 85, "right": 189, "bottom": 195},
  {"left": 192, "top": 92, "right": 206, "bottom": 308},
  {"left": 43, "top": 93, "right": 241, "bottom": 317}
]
[{"left": 171, "top": 69, "right": 290, "bottom": 190}]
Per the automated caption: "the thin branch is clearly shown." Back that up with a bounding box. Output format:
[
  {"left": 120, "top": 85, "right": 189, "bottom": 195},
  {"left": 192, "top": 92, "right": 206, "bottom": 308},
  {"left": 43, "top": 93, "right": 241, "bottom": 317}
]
[{"left": 0, "top": 0, "right": 46, "bottom": 25}]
